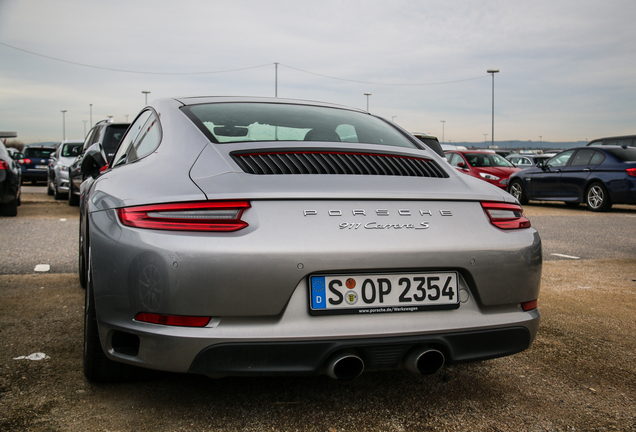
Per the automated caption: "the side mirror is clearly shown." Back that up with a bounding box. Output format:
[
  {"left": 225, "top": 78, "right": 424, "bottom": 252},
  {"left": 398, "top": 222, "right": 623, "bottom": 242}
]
[
  {"left": 81, "top": 143, "right": 107, "bottom": 180},
  {"left": 457, "top": 162, "right": 468, "bottom": 170}
]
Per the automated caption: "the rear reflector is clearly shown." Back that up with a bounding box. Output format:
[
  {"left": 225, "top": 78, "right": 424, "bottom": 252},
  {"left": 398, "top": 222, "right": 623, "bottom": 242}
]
[
  {"left": 521, "top": 300, "right": 538, "bottom": 311},
  {"left": 481, "top": 202, "right": 531, "bottom": 230},
  {"left": 135, "top": 312, "right": 211, "bottom": 327},
  {"left": 118, "top": 201, "right": 250, "bottom": 232}
]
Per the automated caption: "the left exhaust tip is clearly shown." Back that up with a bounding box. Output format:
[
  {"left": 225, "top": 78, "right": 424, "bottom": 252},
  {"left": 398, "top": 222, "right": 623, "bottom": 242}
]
[{"left": 325, "top": 352, "right": 364, "bottom": 380}]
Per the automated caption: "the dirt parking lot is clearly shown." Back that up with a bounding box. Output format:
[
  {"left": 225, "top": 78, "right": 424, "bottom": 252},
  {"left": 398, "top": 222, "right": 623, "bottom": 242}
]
[{"left": 1, "top": 200, "right": 635, "bottom": 431}]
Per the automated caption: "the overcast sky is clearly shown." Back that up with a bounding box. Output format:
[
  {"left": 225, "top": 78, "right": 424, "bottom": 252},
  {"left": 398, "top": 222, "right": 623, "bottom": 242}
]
[{"left": 1, "top": 0, "right": 635, "bottom": 144}]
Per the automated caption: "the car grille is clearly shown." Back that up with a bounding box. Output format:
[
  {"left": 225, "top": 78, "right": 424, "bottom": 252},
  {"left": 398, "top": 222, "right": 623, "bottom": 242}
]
[{"left": 232, "top": 151, "right": 448, "bottom": 178}]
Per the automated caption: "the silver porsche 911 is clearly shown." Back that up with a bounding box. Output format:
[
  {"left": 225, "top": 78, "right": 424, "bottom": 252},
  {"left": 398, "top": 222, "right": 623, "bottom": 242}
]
[{"left": 79, "top": 96, "right": 541, "bottom": 382}]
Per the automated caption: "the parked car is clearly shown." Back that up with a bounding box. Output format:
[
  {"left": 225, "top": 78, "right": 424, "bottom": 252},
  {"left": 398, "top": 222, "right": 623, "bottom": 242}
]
[
  {"left": 20, "top": 144, "right": 56, "bottom": 184},
  {"left": 68, "top": 119, "right": 129, "bottom": 206},
  {"left": 47, "top": 139, "right": 83, "bottom": 199},
  {"left": 586, "top": 135, "right": 635, "bottom": 148},
  {"left": 506, "top": 153, "right": 555, "bottom": 168},
  {"left": 445, "top": 150, "right": 521, "bottom": 190},
  {"left": 508, "top": 146, "right": 636, "bottom": 211},
  {"left": 79, "top": 96, "right": 541, "bottom": 383},
  {"left": 0, "top": 141, "right": 22, "bottom": 216}
]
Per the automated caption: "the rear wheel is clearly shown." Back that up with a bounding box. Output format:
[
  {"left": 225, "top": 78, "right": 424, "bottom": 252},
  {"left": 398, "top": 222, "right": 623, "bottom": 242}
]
[
  {"left": 1, "top": 197, "right": 18, "bottom": 216},
  {"left": 509, "top": 180, "right": 528, "bottom": 205},
  {"left": 47, "top": 178, "right": 54, "bottom": 196},
  {"left": 586, "top": 182, "right": 612, "bottom": 212}
]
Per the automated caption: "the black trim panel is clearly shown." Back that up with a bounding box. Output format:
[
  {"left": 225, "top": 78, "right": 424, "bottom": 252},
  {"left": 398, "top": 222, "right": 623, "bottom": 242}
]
[{"left": 188, "top": 327, "right": 531, "bottom": 376}]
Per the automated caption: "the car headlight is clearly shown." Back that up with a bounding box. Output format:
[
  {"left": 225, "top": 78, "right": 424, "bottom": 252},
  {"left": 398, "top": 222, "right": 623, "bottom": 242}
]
[
  {"left": 60, "top": 166, "right": 69, "bottom": 172},
  {"left": 479, "top": 172, "right": 500, "bottom": 181}
]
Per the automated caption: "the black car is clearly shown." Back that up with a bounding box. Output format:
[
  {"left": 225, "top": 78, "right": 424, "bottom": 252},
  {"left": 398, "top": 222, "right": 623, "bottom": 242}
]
[
  {"left": 508, "top": 146, "right": 636, "bottom": 212},
  {"left": 21, "top": 145, "right": 56, "bottom": 184},
  {"left": 0, "top": 141, "right": 22, "bottom": 216},
  {"left": 68, "top": 120, "right": 129, "bottom": 205}
]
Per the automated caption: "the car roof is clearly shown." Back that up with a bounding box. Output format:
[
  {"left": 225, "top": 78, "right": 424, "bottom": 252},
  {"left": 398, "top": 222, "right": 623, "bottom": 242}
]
[{"left": 172, "top": 96, "right": 369, "bottom": 113}]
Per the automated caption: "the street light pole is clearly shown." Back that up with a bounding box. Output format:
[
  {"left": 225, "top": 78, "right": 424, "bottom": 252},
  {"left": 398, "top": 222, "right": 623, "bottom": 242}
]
[
  {"left": 61, "top": 110, "right": 67, "bottom": 140},
  {"left": 364, "top": 93, "right": 372, "bottom": 112},
  {"left": 142, "top": 91, "right": 151, "bottom": 105},
  {"left": 274, "top": 62, "right": 278, "bottom": 97},
  {"left": 89, "top": 104, "right": 92, "bottom": 127},
  {"left": 440, "top": 120, "right": 446, "bottom": 143},
  {"left": 487, "top": 69, "right": 499, "bottom": 148}
]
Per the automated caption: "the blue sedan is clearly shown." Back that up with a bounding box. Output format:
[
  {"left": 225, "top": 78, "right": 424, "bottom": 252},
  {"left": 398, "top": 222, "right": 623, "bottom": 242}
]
[{"left": 508, "top": 146, "right": 636, "bottom": 212}]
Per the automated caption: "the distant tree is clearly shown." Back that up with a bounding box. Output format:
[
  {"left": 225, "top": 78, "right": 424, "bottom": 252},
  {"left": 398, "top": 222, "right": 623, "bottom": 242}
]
[{"left": 5, "top": 140, "right": 24, "bottom": 151}]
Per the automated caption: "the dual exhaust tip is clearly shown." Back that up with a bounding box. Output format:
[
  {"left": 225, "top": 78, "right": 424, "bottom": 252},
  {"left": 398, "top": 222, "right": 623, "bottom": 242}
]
[{"left": 325, "top": 348, "right": 445, "bottom": 380}]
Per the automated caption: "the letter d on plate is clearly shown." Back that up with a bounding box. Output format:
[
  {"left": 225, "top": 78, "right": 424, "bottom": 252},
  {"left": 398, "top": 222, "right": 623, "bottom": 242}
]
[{"left": 311, "top": 277, "right": 326, "bottom": 309}]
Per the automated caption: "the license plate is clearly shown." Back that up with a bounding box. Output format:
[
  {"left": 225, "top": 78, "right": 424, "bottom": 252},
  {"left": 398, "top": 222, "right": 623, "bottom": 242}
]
[
  {"left": 35, "top": 165, "right": 47, "bottom": 169},
  {"left": 309, "top": 272, "right": 459, "bottom": 315}
]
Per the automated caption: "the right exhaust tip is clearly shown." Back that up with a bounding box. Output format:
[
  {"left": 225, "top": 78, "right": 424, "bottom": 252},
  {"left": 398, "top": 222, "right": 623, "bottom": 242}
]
[{"left": 404, "top": 348, "right": 445, "bottom": 375}]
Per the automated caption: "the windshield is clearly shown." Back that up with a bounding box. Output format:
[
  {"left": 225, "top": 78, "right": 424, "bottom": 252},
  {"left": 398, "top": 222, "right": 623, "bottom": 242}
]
[
  {"left": 184, "top": 102, "right": 418, "bottom": 149},
  {"left": 464, "top": 153, "right": 515, "bottom": 168}
]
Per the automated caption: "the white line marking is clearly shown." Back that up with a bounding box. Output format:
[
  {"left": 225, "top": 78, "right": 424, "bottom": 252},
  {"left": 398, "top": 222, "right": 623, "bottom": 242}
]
[{"left": 551, "top": 253, "right": 580, "bottom": 260}]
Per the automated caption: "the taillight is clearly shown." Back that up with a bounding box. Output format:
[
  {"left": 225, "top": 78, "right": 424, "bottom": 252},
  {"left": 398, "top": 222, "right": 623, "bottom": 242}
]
[
  {"left": 481, "top": 202, "right": 531, "bottom": 230},
  {"left": 135, "top": 312, "right": 210, "bottom": 327},
  {"left": 117, "top": 201, "right": 250, "bottom": 232},
  {"left": 627, "top": 168, "right": 636, "bottom": 177},
  {"left": 20, "top": 158, "right": 31, "bottom": 165},
  {"left": 0, "top": 160, "right": 7, "bottom": 170}
]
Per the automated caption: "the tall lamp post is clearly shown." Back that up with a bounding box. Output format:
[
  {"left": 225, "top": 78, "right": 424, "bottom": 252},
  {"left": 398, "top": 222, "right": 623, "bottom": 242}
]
[
  {"left": 364, "top": 92, "right": 372, "bottom": 112},
  {"left": 61, "top": 110, "right": 67, "bottom": 140},
  {"left": 142, "top": 91, "right": 151, "bottom": 105},
  {"left": 89, "top": 104, "right": 92, "bottom": 127},
  {"left": 440, "top": 120, "right": 446, "bottom": 143},
  {"left": 487, "top": 69, "right": 499, "bottom": 148}
]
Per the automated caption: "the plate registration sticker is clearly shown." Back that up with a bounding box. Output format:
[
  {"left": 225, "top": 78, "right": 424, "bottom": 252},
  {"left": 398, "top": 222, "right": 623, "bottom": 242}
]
[{"left": 309, "top": 272, "right": 459, "bottom": 315}]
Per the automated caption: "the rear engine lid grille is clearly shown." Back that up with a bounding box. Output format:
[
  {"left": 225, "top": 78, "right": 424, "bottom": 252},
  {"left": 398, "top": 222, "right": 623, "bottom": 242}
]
[{"left": 231, "top": 151, "right": 449, "bottom": 178}]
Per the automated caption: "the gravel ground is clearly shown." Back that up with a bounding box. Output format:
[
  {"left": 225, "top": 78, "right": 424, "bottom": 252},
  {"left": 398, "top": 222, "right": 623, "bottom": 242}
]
[{"left": 1, "top": 197, "right": 635, "bottom": 431}]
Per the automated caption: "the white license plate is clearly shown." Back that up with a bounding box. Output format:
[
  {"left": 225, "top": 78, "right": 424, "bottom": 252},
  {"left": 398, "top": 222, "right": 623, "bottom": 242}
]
[
  {"left": 309, "top": 272, "right": 459, "bottom": 315},
  {"left": 35, "top": 165, "right": 47, "bottom": 169}
]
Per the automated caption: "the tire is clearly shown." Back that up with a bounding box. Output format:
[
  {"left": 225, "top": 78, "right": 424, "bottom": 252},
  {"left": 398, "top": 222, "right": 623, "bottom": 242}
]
[
  {"left": 78, "top": 218, "right": 87, "bottom": 289},
  {"left": 586, "top": 182, "right": 612, "bottom": 212},
  {"left": 47, "top": 179, "right": 54, "bottom": 196},
  {"left": 68, "top": 184, "right": 79, "bottom": 206},
  {"left": 509, "top": 180, "right": 529, "bottom": 205},
  {"left": 1, "top": 197, "right": 18, "bottom": 217}
]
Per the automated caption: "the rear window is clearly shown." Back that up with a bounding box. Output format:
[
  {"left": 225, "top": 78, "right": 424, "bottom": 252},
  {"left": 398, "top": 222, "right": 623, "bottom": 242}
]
[
  {"left": 183, "top": 102, "right": 418, "bottom": 149},
  {"left": 605, "top": 147, "right": 636, "bottom": 162},
  {"left": 24, "top": 148, "right": 54, "bottom": 158},
  {"left": 102, "top": 125, "right": 129, "bottom": 153}
]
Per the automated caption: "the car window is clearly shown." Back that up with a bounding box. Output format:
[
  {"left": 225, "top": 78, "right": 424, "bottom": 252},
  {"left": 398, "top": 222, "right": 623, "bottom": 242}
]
[
  {"left": 605, "top": 138, "right": 634, "bottom": 147},
  {"left": 589, "top": 151, "right": 605, "bottom": 165},
  {"left": 184, "top": 102, "right": 418, "bottom": 149},
  {"left": 112, "top": 111, "right": 154, "bottom": 167},
  {"left": 130, "top": 115, "right": 161, "bottom": 162},
  {"left": 605, "top": 147, "right": 636, "bottom": 161},
  {"left": 61, "top": 143, "right": 82, "bottom": 157},
  {"left": 571, "top": 149, "right": 596, "bottom": 166},
  {"left": 547, "top": 150, "right": 575, "bottom": 168},
  {"left": 447, "top": 153, "right": 464, "bottom": 167},
  {"left": 102, "top": 125, "right": 130, "bottom": 159},
  {"left": 464, "top": 153, "right": 514, "bottom": 168},
  {"left": 24, "top": 148, "right": 54, "bottom": 158}
]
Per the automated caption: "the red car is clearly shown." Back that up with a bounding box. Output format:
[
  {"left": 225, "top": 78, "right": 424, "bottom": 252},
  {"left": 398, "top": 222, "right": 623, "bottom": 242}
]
[{"left": 445, "top": 150, "right": 520, "bottom": 190}]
